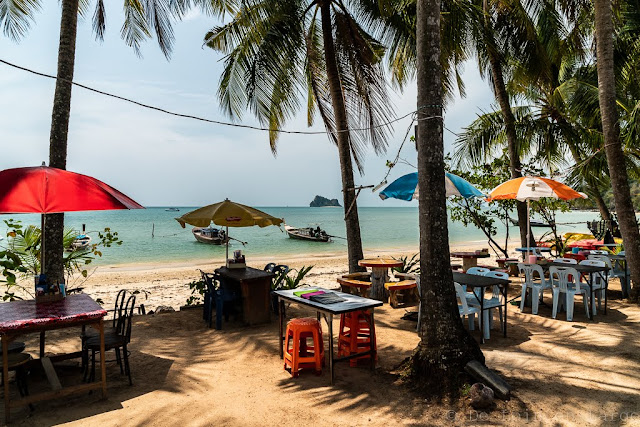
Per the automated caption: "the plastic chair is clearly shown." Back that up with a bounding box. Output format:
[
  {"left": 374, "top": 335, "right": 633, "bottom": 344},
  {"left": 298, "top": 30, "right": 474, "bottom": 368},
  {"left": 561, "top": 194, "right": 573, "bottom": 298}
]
[
  {"left": 553, "top": 258, "right": 577, "bottom": 265},
  {"left": 271, "top": 265, "right": 290, "bottom": 289},
  {"left": 264, "top": 263, "right": 276, "bottom": 273},
  {"left": 338, "top": 310, "right": 376, "bottom": 367},
  {"left": 549, "top": 266, "right": 589, "bottom": 321},
  {"left": 589, "top": 254, "right": 630, "bottom": 296},
  {"left": 455, "top": 282, "right": 478, "bottom": 331},
  {"left": 85, "top": 294, "right": 136, "bottom": 385},
  {"left": 589, "top": 250, "right": 608, "bottom": 255},
  {"left": 467, "top": 271, "right": 506, "bottom": 339},
  {"left": 518, "top": 263, "right": 550, "bottom": 314},
  {"left": 579, "top": 259, "right": 606, "bottom": 315},
  {"left": 467, "top": 267, "right": 490, "bottom": 276},
  {"left": 200, "top": 270, "right": 223, "bottom": 329}
]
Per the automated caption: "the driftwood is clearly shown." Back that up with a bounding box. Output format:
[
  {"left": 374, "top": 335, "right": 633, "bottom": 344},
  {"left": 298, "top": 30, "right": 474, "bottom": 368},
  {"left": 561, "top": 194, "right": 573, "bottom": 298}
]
[{"left": 465, "top": 360, "right": 511, "bottom": 400}]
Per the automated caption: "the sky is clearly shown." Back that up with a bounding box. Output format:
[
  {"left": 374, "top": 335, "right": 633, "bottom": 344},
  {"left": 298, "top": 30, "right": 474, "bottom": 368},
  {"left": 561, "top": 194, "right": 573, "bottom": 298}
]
[{"left": 0, "top": 3, "right": 495, "bottom": 207}]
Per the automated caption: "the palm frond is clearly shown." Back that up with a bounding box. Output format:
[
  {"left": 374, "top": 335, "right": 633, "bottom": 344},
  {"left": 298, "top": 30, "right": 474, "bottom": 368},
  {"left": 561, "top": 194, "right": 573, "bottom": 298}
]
[{"left": 0, "top": 0, "right": 41, "bottom": 41}]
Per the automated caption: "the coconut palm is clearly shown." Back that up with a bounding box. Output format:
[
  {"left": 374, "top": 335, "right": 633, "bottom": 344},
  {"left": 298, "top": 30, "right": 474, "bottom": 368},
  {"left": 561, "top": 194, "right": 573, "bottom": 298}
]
[
  {"left": 593, "top": 0, "right": 640, "bottom": 298},
  {"left": 204, "top": 0, "right": 394, "bottom": 276},
  {"left": 410, "top": 0, "right": 483, "bottom": 393},
  {"left": 0, "top": 0, "right": 216, "bottom": 281}
]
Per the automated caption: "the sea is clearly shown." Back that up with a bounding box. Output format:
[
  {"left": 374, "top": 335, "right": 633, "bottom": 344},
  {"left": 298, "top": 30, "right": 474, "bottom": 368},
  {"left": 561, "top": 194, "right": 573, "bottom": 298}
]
[{"left": 0, "top": 207, "right": 601, "bottom": 266}]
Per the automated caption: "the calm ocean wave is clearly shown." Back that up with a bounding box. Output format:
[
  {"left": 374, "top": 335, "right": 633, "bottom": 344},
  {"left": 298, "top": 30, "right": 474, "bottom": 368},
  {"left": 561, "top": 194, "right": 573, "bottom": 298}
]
[{"left": 0, "top": 207, "right": 601, "bottom": 265}]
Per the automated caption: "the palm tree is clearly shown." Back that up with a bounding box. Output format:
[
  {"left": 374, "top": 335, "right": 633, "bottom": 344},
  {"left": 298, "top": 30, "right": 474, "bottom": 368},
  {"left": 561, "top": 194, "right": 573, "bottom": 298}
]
[
  {"left": 1, "top": 0, "right": 212, "bottom": 281},
  {"left": 594, "top": 0, "right": 640, "bottom": 299},
  {"left": 410, "top": 0, "right": 483, "bottom": 393},
  {"left": 204, "top": 0, "right": 394, "bottom": 276}
]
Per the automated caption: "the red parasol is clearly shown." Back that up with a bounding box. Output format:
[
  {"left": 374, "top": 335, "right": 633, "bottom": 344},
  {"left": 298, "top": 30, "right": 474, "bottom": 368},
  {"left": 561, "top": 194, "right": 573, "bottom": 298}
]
[
  {"left": 0, "top": 166, "right": 143, "bottom": 213},
  {"left": 0, "top": 166, "right": 144, "bottom": 274}
]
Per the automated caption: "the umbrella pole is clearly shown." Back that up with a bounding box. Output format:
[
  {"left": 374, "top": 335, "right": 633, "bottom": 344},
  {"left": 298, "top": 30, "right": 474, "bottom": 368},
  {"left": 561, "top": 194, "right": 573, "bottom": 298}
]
[
  {"left": 40, "top": 215, "right": 45, "bottom": 276},
  {"left": 225, "top": 225, "right": 229, "bottom": 267},
  {"left": 527, "top": 199, "right": 531, "bottom": 258}
]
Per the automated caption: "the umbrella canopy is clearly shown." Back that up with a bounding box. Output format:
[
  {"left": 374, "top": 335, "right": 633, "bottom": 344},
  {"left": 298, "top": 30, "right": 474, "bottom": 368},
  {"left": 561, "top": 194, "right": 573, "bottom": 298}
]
[
  {"left": 379, "top": 172, "right": 484, "bottom": 201},
  {"left": 176, "top": 199, "right": 283, "bottom": 228},
  {"left": 487, "top": 176, "right": 586, "bottom": 254},
  {"left": 176, "top": 199, "right": 283, "bottom": 264},
  {"left": 0, "top": 166, "right": 144, "bottom": 276},
  {"left": 0, "top": 166, "right": 144, "bottom": 213},
  {"left": 487, "top": 176, "right": 586, "bottom": 202}
]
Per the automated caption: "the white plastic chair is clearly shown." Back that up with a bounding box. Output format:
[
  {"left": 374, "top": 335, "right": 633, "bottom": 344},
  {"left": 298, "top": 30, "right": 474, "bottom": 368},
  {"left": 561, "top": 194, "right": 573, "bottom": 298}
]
[
  {"left": 549, "top": 266, "right": 589, "bottom": 321},
  {"left": 553, "top": 258, "right": 578, "bottom": 265},
  {"left": 518, "top": 263, "right": 550, "bottom": 314},
  {"left": 467, "top": 271, "right": 507, "bottom": 339},
  {"left": 579, "top": 259, "right": 606, "bottom": 315},
  {"left": 589, "top": 250, "right": 608, "bottom": 255},
  {"left": 467, "top": 267, "right": 490, "bottom": 276},
  {"left": 589, "top": 254, "right": 630, "bottom": 296},
  {"left": 455, "top": 282, "right": 478, "bottom": 331}
]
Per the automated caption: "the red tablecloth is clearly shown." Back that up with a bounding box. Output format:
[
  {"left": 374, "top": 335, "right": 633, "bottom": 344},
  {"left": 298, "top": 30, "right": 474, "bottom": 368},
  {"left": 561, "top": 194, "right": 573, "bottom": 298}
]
[{"left": 0, "top": 294, "right": 106, "bottom": 334}]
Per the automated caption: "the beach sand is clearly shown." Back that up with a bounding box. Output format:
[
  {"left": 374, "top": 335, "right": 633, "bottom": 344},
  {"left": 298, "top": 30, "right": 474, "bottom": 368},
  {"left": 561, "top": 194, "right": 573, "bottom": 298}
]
[{"left": 4, "top": 245, "right": 640, "bottom": 426}]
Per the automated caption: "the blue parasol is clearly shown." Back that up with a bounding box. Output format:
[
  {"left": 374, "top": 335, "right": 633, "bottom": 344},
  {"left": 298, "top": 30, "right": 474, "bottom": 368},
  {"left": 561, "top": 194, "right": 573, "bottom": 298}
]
[{"left": 379, "top": 172, "right": 484, "bottom": 201}]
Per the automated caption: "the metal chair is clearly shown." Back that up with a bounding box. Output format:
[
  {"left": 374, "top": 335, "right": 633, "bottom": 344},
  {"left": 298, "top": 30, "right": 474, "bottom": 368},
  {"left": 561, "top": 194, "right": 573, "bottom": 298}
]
[{"left": 85, "top": 294, "right": 136, "bottom": 385}]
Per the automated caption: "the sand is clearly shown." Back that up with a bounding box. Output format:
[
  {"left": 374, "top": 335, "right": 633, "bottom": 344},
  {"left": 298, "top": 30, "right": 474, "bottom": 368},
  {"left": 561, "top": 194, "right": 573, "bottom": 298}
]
[{"left": 4, "top": 245, "right": 640, "bottom": 426}]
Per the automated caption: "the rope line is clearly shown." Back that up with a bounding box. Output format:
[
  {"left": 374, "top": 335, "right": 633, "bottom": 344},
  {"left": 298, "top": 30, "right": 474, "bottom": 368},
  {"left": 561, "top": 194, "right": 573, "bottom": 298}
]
[{"left": 0, "top": 58, "right": 440, "bottom": 137}]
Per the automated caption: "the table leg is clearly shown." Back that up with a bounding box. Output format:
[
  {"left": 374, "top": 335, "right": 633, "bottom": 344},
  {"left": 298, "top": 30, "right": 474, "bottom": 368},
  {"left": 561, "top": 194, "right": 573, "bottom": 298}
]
[
  {"left": 39, "top": 331, "right": 45, "bottom": 358},
  {"left": 369, "top": 311, "right": 377, "bottom": 371},
  {"left": 462, "top": 258, "right": 477, "bottom": 272},
  {"left": 3, "top": 335, "right": 10, "bottom": 423},
  {"left": 328, "top": 314, "right": 334, "bottom": 385},
  {"left": 587, "top": 275, "right": 593, "bottom": 321},
  {"left": 369, "top": 267, "right": 389, "bottom": 302},
  {"left": 278, "top": 298, "right": 284, "bottom": 359},
  {"left": 480, "top": 287, "right": 485, "bottom": 343},
  {"left": 503, "top": 284, "right": 508, "bottom": 338},
  {"left": 624, "top": 261, "right": 629, "bottom": 299},
  {"left": 99, "top": 319, "right": 107, "bottom": 398}
]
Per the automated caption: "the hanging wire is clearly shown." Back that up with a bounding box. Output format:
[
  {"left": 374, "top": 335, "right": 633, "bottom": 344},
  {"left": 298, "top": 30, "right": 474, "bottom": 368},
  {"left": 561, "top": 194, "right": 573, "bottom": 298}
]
[{"left": 0, "top": 58, "right": 443, "bottom": 137}]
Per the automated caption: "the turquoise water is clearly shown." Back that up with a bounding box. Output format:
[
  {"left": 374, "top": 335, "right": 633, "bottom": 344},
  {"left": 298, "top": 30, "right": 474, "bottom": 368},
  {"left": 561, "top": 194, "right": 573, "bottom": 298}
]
[{"left": 0, "top": 207, "right": 601, "bottom": 266}]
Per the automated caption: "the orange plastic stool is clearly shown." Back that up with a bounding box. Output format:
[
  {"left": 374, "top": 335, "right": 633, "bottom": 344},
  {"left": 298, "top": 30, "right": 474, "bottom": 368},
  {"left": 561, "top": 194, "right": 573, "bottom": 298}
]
[
  {"left": 283, "top": 318, "right": 325, "bottom": 377},
  {"left": 338, "top": 310, "right": 377, "bottom": 367}
]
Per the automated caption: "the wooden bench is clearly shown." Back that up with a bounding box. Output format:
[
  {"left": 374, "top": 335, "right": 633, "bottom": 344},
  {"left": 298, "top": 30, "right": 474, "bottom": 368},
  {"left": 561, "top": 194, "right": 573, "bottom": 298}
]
[
  {"left": 384, "top": 280, "right": 418, "bottom": 308},
  {"left": 336, "top": 278, "right": 371, "bottom": 297},
  {"left": 341, "top": 272, "right": 372, "bottom": 281}
]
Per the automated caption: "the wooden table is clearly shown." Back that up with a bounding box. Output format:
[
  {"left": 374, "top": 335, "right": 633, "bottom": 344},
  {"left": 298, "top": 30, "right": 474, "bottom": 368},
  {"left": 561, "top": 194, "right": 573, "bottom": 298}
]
[
  {"left": 357, "top": 259, "right": 403, "bottom": 302},
  {"left": 452, "top": 272, "right": 510, "bottom": 343},
  {"left": 0, "top": 294, "right": 107, "bottom": 422},
  {"left": 274, "top": 287, "right": 382, "bottom": 384},
  {"left": 449, "top": 252, "right": 491, "bottom": 272},
  {"left": 215, "top": 267, "right": 274, "bottom": 327}
]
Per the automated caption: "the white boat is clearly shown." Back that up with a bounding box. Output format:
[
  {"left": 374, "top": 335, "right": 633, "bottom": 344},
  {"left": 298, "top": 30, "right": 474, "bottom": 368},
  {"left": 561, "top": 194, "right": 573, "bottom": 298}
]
[
  {"left": 165, "top": 208, "right": 180, "bottom": 212},
  {"left": 192, "top": 227, "right": 229, "bottom": 245},
  {"left": 69, "top": 234, "right": 92, "bottom": 251}
]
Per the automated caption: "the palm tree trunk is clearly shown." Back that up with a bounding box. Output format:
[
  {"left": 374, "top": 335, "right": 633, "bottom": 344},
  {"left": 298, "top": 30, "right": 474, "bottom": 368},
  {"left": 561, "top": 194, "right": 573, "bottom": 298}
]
[
  {"left": 566, "top": 143, "right": 612, "bottom": 221},
  {"left": 319, "top": 1, "right": 366, "bottom": 275},
  {"left": 44, "top": 0, "right": 79, "bottom": 282},
  {"left": 485, "top": 40, "right": 530, "bottom": 249},
  {"left": 594, "top": 0, "right": 640, "bottom": 300},
  {"left": 410, "top": 0, "right": 483, "bottom": 394}
]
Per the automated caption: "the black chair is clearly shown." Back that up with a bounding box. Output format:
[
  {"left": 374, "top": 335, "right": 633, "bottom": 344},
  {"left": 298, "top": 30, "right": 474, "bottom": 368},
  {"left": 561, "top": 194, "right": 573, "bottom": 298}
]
[
  {"left": 81, "top": 289, "right": 127, "bottom": 372},
  {"left": 200, "top": 270, "right": 220, "bottom": 329},
  {"left": 263, "top": 263, "right": 277, "bottom": 273},
  {"left": 84, "top": 294, "right": 136, "bottom": 385}
]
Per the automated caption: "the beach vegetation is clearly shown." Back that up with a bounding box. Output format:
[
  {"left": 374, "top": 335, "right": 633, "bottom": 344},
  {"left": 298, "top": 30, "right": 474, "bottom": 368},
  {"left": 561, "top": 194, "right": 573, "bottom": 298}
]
[
  {"left": 277, "top": 265, "right": 314, "bottom": 290},
  {"left": 1, "top": 219, "right": 122, "bottom": 298},
  {"left": 204, "top": 0, "right": 395, "bottom": 274},
  {"left": 391, "top": 253, "right": 420, "bottom": 275}
]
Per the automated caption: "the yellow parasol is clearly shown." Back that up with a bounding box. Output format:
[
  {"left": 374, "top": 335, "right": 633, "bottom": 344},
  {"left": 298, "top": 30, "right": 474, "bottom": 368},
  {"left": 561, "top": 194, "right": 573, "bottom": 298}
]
[{"left": 176, "top": 199, "right": 283, "bottom": 262}]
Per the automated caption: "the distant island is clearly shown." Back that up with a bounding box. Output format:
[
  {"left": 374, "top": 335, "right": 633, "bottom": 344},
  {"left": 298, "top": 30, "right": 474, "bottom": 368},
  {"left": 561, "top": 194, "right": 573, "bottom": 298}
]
[{"left": 310, "top": 195, "right": 341, "bottom": 207}]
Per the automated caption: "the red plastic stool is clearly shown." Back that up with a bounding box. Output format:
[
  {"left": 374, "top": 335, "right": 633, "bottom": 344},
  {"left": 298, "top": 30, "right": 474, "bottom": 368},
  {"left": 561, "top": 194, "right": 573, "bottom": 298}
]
[
  {"left": 338, "top": 310, "right": 377, "bottom": 367},
  {"left": 283, "top": 318, "right": 325, "bottom": 377}
]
